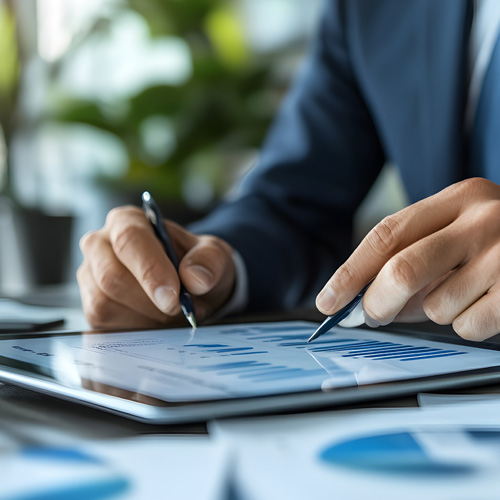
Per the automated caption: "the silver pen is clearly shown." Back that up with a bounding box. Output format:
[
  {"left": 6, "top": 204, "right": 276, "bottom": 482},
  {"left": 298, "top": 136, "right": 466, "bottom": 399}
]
[{"left": 142, "top": 191, "right": 197, "bottom": 329}]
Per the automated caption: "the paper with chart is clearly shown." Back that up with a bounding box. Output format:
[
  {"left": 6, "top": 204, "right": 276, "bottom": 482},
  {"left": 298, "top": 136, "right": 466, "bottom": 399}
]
[
  {"left": 0, "top": 322, "right": 499, "bottom": 402},
  {"left": 211, "top": 403, "right": 500, "bottom": 500}
]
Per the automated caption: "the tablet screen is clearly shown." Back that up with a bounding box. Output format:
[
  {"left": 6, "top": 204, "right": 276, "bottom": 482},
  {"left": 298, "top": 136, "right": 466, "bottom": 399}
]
[{"left": 0, "top": 322, "right": 499, "bottom": 405}]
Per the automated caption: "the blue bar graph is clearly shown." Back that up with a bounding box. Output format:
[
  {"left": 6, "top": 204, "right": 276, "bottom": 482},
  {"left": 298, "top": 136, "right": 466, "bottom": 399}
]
[
  {"left": 128, "top": 323, "right": 476, "bottom": 395},
  {"left": 176, "top": 326, "right": 472, "bottom": 387}
]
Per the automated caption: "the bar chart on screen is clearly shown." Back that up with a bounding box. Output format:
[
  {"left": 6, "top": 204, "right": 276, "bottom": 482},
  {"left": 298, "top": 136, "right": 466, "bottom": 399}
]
[{"left": 1, "top": 322, "right": 500, "bottom": 402}]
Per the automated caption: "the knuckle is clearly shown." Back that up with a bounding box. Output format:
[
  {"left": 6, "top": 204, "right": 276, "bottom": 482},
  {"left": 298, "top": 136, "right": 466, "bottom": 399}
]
[
  {"left": 366, "top": 214, "right": 402, "bottom": 257},
  {"left": 85, "top": 293, "right": 112, "bottom": 328},
  {"left": 79, "top": 230, "right": 99, "bottom": 253},
  {"left": 383, "top": 255, "right": 418, "bottom": 294},
  {"left": 477, "top": 202, "right": 500, "bottom": 237},
  {"left": 112, "top": 224, "right": 142, "bottom": 257},
  {"left": 333, "top": 264, "right": 358, "bottom": 290},
  {"left": 105, "top": 205, "right": 140, "bottom": 227},
  {"left": 139, "top": 260, "right": 163, "bottom": 288},
  {"left": 201, "top": 235, "right": 231, "bottom": 256},
  {"left": 454, "top": 177, "right": 494, "bottom": 204},
  {"left": 463, "top": 177, "right": 491, "bottom": 194},
  {"left": 76, "top": 264, "right": 86, "bottom": 284},
  {"left": 96, "top": 264, "right": 125, "bottom": 297}
]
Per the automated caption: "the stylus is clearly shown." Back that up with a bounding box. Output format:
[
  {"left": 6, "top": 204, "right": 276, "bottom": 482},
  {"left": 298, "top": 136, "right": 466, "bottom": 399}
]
[
  {"left": 142, "top": 191, "right": 197, "bottom": 329},
  {"left": 308, "top": 281, "right": 372, "bottom": 343}
]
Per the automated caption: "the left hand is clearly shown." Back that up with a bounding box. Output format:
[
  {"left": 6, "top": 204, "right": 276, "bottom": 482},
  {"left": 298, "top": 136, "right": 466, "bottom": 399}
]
[{"left": 316, "top": 178, "right": 500, "bottom": 341}]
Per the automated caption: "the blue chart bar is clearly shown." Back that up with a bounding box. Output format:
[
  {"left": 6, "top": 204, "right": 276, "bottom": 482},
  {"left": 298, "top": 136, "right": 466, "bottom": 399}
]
[
  {"left": 279, "top": 339, "right": 355, "bottom": 348},
  {"left": 401, "top": 352, "right": 465, "bottom": 361},
  {"left": 310, "top": 341, "right": 389, "bottom": 352},
  {"left": 218, "top": 328, "right": 250, "bottom": 335},
  {"left": 226, "top": 351, "right": 269, "bottom": 356},
  {"left": 186, "top": 344, "right": 229, "bottom": 348},
  {"left": 303, "top": 338, "right": 467, "bottom": 362},
  {"left": 206, "top": 347, "right": 254, "bottom": 353},
  {"left": 234, "top": 365, "right": 289, "bottom": 375},
  {"left": 342, "top": 346, "right": 438, "bottom": 358},
  {"left": 197, "top": 361, "right": 265, "bottom": 371},
  {"left": 363, "top": 348, "right": 444, "bottom": 358}
]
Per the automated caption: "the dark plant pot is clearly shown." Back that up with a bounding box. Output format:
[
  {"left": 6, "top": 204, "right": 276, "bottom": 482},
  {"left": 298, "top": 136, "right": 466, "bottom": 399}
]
[{"left": 16, "top": 208, "right": 74, "bottom": 286}]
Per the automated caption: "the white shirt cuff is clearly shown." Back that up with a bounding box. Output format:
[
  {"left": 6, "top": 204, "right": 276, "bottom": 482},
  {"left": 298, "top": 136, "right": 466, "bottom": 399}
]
[{"left": 209, "top": 249, "right": 249, "bottom": 321}]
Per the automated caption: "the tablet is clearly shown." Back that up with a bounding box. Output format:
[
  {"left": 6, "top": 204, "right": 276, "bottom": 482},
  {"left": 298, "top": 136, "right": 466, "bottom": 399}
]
[{"left": 1, "top": 321, "right": 500, "bottom": 424}]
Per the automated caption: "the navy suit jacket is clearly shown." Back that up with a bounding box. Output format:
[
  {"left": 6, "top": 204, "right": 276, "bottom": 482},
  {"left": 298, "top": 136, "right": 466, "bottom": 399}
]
[{"left": 191, "top": 0, "right": 475, "bottom": 312}]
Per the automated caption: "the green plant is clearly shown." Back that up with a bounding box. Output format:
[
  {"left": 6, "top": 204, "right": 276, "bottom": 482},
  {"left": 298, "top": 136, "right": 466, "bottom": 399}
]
[
  {"left": 53, "top": 0, "right": 277, "bottom": 206},
  {"left": 0, "top": 0, "right": 20, "bottom": 195}
]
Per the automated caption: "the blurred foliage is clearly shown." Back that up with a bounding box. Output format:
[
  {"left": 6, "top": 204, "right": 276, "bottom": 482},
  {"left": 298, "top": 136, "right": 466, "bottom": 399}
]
[
  {"left": 54, "top": 0, "right": 277, "bottom": 204},
  {"left": 0, "top": 0, "right": 20, "bottom": 193}
]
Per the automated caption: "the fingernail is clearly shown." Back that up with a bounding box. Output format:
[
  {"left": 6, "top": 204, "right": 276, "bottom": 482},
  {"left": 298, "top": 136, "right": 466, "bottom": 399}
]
[
  {"left": 338, "top": 301, "right": 365, "bottom": 328},
  {"left": 188, "top": 265, "right": 214, "bottom": 289},
  {"left": 364, "top": 313, "right": 381, "bottom": 328},
  {"left": 364, "top": 312, "right": 396, "bottom": 328},
  {"left": 153, "top": 286, "right": 178, "bottom": 314},
  {"left": 316, "top": 286, "right": 337, "bottom": 312}
]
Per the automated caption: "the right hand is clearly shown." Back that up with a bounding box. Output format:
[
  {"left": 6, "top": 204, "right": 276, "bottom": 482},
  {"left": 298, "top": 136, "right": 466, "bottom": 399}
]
[{"left": 77, "top": 206, "right": 236, "bottom": 330}]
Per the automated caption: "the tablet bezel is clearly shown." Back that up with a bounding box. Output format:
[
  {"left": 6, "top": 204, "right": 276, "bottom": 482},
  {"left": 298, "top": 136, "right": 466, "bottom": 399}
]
[{"left": 1, "top": 325, "right": 500, "bottom": 424}]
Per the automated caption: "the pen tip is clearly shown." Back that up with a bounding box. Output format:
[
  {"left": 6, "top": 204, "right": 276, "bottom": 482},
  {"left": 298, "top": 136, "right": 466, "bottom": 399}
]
[{"left": 187, "top": 313, "right": 197, "bottom": 329}]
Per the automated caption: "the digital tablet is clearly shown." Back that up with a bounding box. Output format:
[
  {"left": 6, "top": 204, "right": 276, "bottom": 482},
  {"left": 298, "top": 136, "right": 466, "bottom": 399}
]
[{"left": 1, "top": 321, "right": 500, "bottom": 424}]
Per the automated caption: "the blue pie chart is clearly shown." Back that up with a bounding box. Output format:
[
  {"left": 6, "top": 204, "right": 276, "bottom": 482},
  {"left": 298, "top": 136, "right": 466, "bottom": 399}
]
[
  {"left": 318, "top": 430, "right": 496, "bottom": 476},
  {"left": 4, "top": 446, "right": 129, "bottom": 500}
]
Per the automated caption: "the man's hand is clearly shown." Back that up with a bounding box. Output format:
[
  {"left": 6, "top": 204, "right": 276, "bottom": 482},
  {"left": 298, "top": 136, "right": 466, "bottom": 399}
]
[
  {"left": 77, "top": 206, "right": 236, "bottom": 330},
  {"left": 316, "top": 178, "right": 500, "bottom": 341}
]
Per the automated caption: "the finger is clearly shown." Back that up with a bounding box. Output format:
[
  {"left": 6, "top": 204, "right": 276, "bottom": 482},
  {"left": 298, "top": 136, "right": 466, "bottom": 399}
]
[
  {"left": 423, "top": 249, "right": 500, "bottom": 325},
  {"left": 362, "top": 225, "right": 466, "bottom": 324},
  {"left": 452, "top": 288, "right": 500, "bottom": 341},
  {"left": 316, "top": 182, "right": 466, "bottom": 314},
  {"left": 340, "top": 275, "right": 448, "bottom": 329},
  {"left": 160, "top": 223, "right": 236, "bottom": 319},
  {"left": 105, "top": 207, "right": 182, "bottom": 316},
  {"left": 78, "top": 261, "right": 169, "bottom": 330},
  {"left": 392, "top": 273, "right": 451, "bottom": 323},
  {"left": 80, "top": 231, "right": 171, "bottom": 323},
  {"left": 179, "top": 236, "right": 234, "bottom": 296}
]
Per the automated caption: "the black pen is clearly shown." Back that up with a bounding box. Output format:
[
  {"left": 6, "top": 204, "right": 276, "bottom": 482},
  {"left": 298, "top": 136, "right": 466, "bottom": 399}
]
[
  {"left": 142, "top": 191, "right": 197, "bottom": 329},
  {"left": 308, "top": 281, "right": 372, "bottom": 342}
]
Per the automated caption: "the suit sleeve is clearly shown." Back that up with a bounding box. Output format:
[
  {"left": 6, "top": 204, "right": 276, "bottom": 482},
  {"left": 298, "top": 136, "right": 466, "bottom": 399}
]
[{"left": 190, "top": 0, "right": 385, "bottom": 312}]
